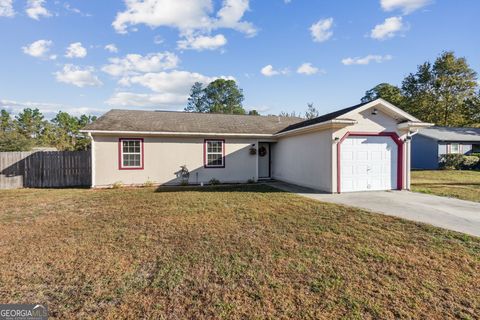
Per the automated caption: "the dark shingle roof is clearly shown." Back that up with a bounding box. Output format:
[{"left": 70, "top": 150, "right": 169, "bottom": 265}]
[
  {"left": 277, "top": 101, "right": 369, "bottom": 133},
  {"left": 418, "top": 126, "right": 480, "bottom": 142},
  {"left": 83, "top": 109, "right": 304, "bottom": 135}
]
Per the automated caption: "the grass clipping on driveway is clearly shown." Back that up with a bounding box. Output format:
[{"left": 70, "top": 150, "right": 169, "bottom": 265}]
[
  {"left": 0, "top": 185, "right": 478, "bottom": 319},
  {"left": 412, "top": 170, "right": 480, "bottom": 202}
]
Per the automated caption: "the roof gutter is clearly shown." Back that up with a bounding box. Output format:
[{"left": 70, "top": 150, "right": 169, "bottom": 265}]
[
  {"left": 397, "top": 121, "right": 434, "bottom": 130},
  {"left": 80, "top": 129, "right": 275, "bottom": 138},
  {"left": 273, "top": 119, "right": 357, "bottom": 138}
]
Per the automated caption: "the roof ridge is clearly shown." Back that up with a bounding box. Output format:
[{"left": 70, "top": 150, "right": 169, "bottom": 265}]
[{"left": 109, "top": 109, "right": 303, "bottom": 119}]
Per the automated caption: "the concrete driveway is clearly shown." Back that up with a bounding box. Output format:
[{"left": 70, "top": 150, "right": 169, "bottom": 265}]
[{"left": 270, "top": 182, "right": 480, "bottom": 237}]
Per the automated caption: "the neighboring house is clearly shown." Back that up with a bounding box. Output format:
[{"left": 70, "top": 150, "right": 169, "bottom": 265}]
[
  {"left": 412, "top": 126, "right": 480, "bottom": 169},
  {"left": 81, "top": 99, "right": 431, "bottom": 193}
]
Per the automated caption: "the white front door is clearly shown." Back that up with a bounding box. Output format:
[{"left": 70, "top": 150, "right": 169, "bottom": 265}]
[
  {"left": 340, "top": 136, "right": 398, "bottom": 192},
  {"left": 258, "top": 143, "right": 270, "bottom": 178}
]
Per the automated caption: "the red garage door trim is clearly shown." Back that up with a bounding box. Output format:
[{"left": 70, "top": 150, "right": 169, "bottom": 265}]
[{"left": 337, "top": 132, "right": 404, "bottom": 193}]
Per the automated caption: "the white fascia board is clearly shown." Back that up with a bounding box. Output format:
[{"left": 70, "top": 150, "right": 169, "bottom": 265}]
[
  {"left": 346, "top": 98, "right": 421, "bottom": 122},
  {"left": 80, "top": 129, "right": 275, "bottom": 139},
  {"left": 273, "top": 119, "right": 356, "bottom": 138},
  {"left": 397, "top": 121, "right": 434, "bottom": 130}
]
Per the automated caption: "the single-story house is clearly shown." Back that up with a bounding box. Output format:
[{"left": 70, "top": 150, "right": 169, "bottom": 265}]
[
  {"left": 412, "top": 126, "right": 480, "bottom": 169},
  {"left": 81, "top": 98, "right": 431, "bottom": 193}
]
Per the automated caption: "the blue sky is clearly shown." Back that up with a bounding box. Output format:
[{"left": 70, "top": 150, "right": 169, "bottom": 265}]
[{"left": 0, "top": 0, "right": 479, "bottom": 118}]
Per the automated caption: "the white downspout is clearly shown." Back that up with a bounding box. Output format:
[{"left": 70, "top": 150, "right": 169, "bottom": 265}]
[
  {"left": 405, "top": 130, "right": 419, "bottom": 190},
  {"left": 88, "top": 133, "right": 96, "bottom": 188}
]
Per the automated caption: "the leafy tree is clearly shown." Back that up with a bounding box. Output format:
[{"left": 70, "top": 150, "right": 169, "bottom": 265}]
[
  {"left": 1, "top": 109, "right": 12, "bottom": 132},
  {"left": 15, "top": 108, "right": 46, "bottom": 140},
  {"left": 204, "top": 79, "right": 245, "bottom": 114},
  {"left": 361, "top": 83, "right": 405, "bottom": 107},
  {"left": 185, "top": 82, "right": 207, "bottom": 113},
  {"left": 464, "top": 91, "right": 480, "bottom": 127},
  {"left": 0, "top": 131, "right": 33, "bottom": 151},
  {"left": 362, "top": 51, "right": 479, "bottom": 127},
  {"left": 0, "top": 108, "right": 97, "bottom": 152},
  {"left": 248, "top": 110, "right": 260, "bottom": 116},
  {"left": 305, "top": 103, "right": 320, "bottom": 119},
  {"left": 186, "top": 79, "right": 245, "bottom": 114},
  {"left": 76, "top": 115, "right": 97, "bottom": 150},
  {"left": 51, "top": 112, "right": 97, "bottom": 151},
  {"left": 402, "top": 51, "right": 478, "bottom": 126}
]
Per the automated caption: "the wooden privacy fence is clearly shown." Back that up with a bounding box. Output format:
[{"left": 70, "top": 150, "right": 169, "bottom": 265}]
[{"left": 0, "top": 151, "right": 91, "bottom": 189}]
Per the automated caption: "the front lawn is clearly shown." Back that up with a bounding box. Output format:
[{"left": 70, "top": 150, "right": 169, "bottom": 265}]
[
  {"left": 412, "top": 170, "right": 480, "bottom": 202},
  {"left": 0, "top": 185, "right": 478, "bottom": 319}
]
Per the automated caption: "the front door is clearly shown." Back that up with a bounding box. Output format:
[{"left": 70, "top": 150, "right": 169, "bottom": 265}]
[{"left": 258, "top": 143, "right": 270, "bottom": 178}]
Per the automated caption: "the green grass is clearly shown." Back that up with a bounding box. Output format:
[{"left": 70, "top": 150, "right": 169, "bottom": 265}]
[
  {"left": 412, "top": 170, "right": 480, "bottom": 202},
  {"left": 0, "top": 185, "right": 479, "bottom": 319}
]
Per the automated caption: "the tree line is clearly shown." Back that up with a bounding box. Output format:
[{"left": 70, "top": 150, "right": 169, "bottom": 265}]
[
  {"left": 361, "top": 51, "right": 480, "bottom": 127},
  {"left": 0, "top": 108, "right": 96, "bottom": 152}
]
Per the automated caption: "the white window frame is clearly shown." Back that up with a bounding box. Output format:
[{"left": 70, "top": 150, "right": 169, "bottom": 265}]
[
  {"left": 120, "top": 138, "right": 143, "bottom": 169},
  {"left": 204, "top": 139, "right": 225, "bottom": 168},
  {"left": 450, "top": 143, "right": 460, "bottom": 154}
]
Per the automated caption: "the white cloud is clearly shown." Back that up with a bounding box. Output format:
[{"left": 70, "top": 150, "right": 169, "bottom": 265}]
[
  {"left": 55, "top": 64, "right": 102, "bottom": 87},
  {"left": 341, "top": 54, "right": 393, "bottom": 66},
  {"left": 104, "top": 44, "right": 118, "bottom": 53},
  {"left": 0, "top": 99, "right": 103, "bottom": 118},
  {"left": 26, "top": 0, "right": 51, "bottom": 20},
  {"left": 121, "top": 70, "right": 228, "bottom": 93},
  {"left": 22, "top": 40, "right": 56, "bottom": 59},
  {"left": 370, "top": 16, "right": 405, "bottom": 40},
  {"left": 260, "top": 65, "right": 288, "bottom": 77},
  {"left": 106, "top": 92, "right": 187, "bottom": 108},
  {"left": 63, "top": 2, "right": 91, "bottom": 17},
  {"left": 310, "top": 18, "right": 333, "bottom": 43},
  {"left": 214, "top": 0, "right": 256, "bottom": 36},
  {"left": 177, "top": 34, "right": 227, "bottom": 51},
  {"left": 380, "top": 0, "right": 432, "bottom": 14},
  {"left": 102, "top": 52, "right": 179, "bottom": 77},
  {"left": 112, "top": 0, "right": 256, "bottom": 37},
  {"left": 297, "top": 63, "right": 322, "bottom": 75},
  {"left": 65, "top": 42, "right": 87, "bottom": 58},
  {"left": 0, "top": 0, "right": 14, "bottom": 17},
  {"left": 107, "top": 70, "right": 234, "bottom": 107}
]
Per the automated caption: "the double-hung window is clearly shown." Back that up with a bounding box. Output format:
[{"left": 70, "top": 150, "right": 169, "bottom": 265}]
[
  {"left": 449, "top": 143, "right": 460, "bottom": 154},
  {"left": 119, "top": 138, "right": 143, "bottom": 169},
  {"left": 204, "top": 139, "right": 225, "bottom": 168}
]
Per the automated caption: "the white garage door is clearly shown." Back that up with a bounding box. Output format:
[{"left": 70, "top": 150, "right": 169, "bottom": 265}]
[{"left": 340, "top": 136, "right": 398, "bottom": 192}]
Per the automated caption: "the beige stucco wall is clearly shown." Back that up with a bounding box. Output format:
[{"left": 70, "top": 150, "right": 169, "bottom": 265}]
[
  {"left": 271, "top": 129, "right": 333, "bottom": 192},
  {"left": 92, "top": 135, "right": 258, "bottom": 187}
]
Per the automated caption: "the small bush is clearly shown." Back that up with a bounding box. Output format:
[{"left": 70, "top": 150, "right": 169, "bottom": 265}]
[
  {"left": 461, "top": 156, "right": 480, "bottom": 170},
  {"left": 247, "top": 178, "right": 255, "bottom": 184},
  {"left": 180, "top": 180, "right": 189, "bottom": 186},
  {"left": 209, "top": 178, "right": 220, "bottom": 185},
  {"left": 111, "top": 181, "right": 123, "bottom": 189},
  {"left": 469, "top": 152, "right": 480, "bottom": 158},
  {"left": 143, "top": 180, "right": 155, "bottom": 187},
  {"left": 439, "top": 154, "right": 464, "bottom": 170}
]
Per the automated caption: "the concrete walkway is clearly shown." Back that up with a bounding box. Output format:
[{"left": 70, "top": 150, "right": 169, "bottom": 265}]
[{"left": 269, "top": 182, "right": 480, "bottom": 237}]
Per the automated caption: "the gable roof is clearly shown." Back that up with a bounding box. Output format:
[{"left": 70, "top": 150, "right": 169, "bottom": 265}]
[
  {"left": 278, "top": 101, "right": 369, "bottom": 133},
  {"left": 82, "top": 98, "right": 427, "bottom": 136},
  {"left": 418, "top": 126, "right": 480, "bottom": 142},
  {"left": 83, "top": 109, "right": 303, "bottom": 135}
]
